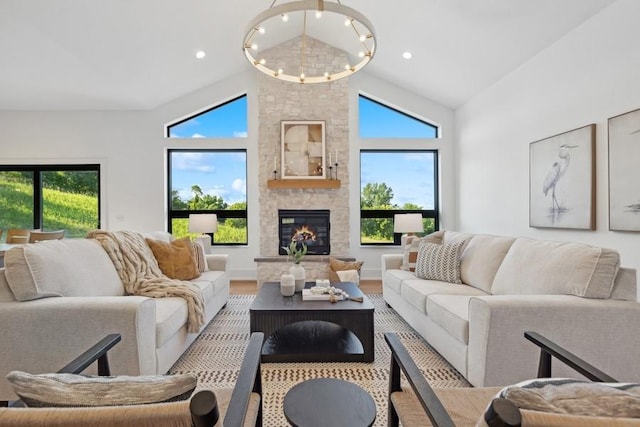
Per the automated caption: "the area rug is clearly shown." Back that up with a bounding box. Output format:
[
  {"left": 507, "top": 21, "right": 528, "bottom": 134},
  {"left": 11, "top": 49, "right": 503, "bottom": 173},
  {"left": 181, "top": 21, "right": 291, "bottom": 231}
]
[{"left": 169, "top": 294, "right": 470, "bottom": 426}]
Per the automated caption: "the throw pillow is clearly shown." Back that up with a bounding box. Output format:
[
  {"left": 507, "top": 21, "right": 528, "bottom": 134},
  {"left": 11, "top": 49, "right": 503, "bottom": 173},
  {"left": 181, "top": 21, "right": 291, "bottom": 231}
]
[
  {"left": 6, "top": 371, "right": 197, "bottom": 407},
  {"left": 414, "top": 240, "right": 466, "bottom": 284},
  {"left": 475, "top": 378, "right": 640, "bottom": 426},
  {"left": 192, "top": 240, "right": 209, "bottom": 273},
  {"left": 401, "top": 230, "right": 445, "bottom": 271},
  {"left": 146, "top": 237, "right": 200, "bottom": 281},
  {"left": 328, "top": 258, "right": 364, "bottom": 282}
]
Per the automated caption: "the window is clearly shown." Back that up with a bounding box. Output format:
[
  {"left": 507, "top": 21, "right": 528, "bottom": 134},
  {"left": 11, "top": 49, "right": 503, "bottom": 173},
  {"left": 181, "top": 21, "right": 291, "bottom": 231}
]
[
  {"left": 359, "top": 95, "right": 438, "bottom": 138},
  {"left": 0, "top": 165, "right": 100, "bottom": 241},
  {"left": 359, "top": 94, "right": 439, "bottom": 245},
  {"left": 167, "top": 149, "right": 247, "bottom": 245},
  {"left": 360, "top": 151, "right": 438, "bottom": 244},
  {"left": 167, "top": 95, "right": 248, "bottom": 138}
]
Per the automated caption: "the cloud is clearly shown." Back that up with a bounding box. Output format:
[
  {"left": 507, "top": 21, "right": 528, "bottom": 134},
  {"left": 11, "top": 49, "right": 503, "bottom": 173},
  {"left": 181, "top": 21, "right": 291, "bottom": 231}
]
[
  {"left": 234, "top": 131, "right": 248, "bottom": 138},
  {"left": 232, "top": 178, "right": 246, "bottom": 194},
  {"left": 191, "top": 133, "right": 206, "bottom": 138},
  {"left": 172, "top": 152, "right": 215, "bottom": 173}
]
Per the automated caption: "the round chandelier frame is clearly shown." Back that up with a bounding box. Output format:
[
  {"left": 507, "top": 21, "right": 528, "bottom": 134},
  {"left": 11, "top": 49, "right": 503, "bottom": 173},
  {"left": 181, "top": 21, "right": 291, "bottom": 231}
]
[{"left": 243, "top": 0, "right": 376, "bottom": 83}]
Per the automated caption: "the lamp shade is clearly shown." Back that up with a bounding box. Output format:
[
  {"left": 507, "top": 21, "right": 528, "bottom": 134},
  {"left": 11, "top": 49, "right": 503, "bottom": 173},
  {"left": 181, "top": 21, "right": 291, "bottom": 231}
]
[
  {"left": 188, "top": 214, "right": 218, "bottom": 234},
  {"left": 393, "top": 213, "right": 424, "bottom": 234}
]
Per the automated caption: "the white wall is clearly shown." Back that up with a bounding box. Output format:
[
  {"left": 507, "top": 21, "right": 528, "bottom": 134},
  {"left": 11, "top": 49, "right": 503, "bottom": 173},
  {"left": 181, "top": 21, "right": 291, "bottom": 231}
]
[
  {"left": 0, "top": 69, "right": 454, "bottom": 280},
  {"left": 455, "top": 0, "right": 640, "bottom": 284}
]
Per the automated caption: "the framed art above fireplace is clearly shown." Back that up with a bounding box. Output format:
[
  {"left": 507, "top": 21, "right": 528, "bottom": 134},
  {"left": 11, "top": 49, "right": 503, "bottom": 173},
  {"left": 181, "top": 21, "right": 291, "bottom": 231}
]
[{"left": 281, "top": 120, "right": 326, "bottom": 179}]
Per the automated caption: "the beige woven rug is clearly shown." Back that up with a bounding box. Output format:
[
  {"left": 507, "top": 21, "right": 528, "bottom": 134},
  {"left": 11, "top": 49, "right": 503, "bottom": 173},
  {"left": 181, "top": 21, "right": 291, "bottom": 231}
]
[{"left": 169, "top": 294, "right": 470, "bottom": 426}]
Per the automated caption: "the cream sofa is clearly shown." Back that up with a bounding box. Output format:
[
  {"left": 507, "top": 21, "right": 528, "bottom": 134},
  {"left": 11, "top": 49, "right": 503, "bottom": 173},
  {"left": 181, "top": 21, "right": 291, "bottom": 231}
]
[
  {"left": 382, "top": 231, "right": 640, "bottom": 387},
  {"left": 0, "top": 233, "right": 230, "bottom": 402}
]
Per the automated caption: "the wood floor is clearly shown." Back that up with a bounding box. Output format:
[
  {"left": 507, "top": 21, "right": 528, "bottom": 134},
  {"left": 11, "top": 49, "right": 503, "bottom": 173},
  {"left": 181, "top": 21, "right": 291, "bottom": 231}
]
[{"left": 230, "top": 279, "right": 382, "bottom": 295}]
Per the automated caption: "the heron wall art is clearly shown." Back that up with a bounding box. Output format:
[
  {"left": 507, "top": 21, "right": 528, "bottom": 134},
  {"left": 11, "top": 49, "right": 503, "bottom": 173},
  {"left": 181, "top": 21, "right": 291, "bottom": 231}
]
[{"left": 529, "top": 124, "right": 595, "bottom": 230}]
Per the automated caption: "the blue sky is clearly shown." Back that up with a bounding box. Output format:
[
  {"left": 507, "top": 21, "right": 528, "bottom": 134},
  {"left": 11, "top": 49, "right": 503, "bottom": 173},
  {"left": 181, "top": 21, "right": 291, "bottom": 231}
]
[
  {"left": 360, "top": 151, "right": 435, "bottom": 209},
  {"left": 169, "top": 95, "right": 437, "bottom": 208},
  {"left": 168, "top": 96, "right": 248, "bottom": 138},
  {"left": 171, "top": 151, "right": 247, "bottom": 204}
]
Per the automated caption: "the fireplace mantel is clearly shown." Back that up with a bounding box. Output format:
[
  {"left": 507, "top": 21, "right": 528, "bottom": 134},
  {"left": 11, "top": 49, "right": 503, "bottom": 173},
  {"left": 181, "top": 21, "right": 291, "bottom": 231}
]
[{"left": 267, "top": 179, "right": 341, "bottom": 189}]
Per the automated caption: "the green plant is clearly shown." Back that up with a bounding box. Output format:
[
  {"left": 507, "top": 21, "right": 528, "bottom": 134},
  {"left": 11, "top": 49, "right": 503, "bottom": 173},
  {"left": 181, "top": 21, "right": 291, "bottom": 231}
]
[{"left": 283, "top": 241, "right": 307, "bottom": 264}]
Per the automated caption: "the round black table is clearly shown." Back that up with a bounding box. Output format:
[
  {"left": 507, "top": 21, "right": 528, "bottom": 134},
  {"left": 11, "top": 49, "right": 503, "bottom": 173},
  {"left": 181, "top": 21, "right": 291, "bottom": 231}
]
[{"left": 283, "top": 378, "right": 376, "bottom": 426}]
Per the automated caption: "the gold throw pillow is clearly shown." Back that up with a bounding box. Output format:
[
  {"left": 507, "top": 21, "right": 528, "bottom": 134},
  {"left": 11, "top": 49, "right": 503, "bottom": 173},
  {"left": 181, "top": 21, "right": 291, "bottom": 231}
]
[{"left": 146, "top": 237, "right": 200, "bottom": 281}]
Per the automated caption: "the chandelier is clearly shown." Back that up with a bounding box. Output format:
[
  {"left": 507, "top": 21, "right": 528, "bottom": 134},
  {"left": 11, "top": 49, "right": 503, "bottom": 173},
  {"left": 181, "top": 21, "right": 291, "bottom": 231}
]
[{"left": 243, "top": 0, "right": 376, "bottom": 83}]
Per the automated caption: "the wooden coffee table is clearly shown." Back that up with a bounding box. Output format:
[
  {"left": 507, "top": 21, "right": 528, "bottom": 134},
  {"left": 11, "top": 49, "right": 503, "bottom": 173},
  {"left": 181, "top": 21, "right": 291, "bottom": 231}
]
[
  {"left": 249, "top": 282, "right": 375, "bottom": 362},
  {"left": 283, "top": 378, "right": 376, "bottom": 426}
]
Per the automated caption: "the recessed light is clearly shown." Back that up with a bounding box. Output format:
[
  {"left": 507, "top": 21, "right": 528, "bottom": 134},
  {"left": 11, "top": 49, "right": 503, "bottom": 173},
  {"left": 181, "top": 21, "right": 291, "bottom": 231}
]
[
  {"left": 402, "top": 51, "right": 412, "bottom": 60},
  {"left": 195, "top": 50, "right": 206, "bottom": 59}
]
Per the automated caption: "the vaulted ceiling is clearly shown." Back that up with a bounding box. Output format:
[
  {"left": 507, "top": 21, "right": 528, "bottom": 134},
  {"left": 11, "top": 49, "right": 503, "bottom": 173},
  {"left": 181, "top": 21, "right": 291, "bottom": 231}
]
[{"left": 0, "top": 0, "right": 616, "bottom": 111}]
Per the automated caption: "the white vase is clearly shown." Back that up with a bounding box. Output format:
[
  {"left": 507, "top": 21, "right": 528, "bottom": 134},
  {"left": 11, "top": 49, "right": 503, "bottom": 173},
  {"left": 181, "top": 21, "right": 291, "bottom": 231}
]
[
  {"left": 289, "top": 264, "right": 306, "bottom": 292},
  {"left": 280, "top": 273, "right": 295, "bottom": 296}
]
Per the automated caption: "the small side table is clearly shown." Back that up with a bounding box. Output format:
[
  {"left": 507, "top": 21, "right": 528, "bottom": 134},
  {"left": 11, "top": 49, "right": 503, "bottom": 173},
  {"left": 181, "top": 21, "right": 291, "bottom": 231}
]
[{"left": 283, "top": 378, "right": 376, "bottom": 427}]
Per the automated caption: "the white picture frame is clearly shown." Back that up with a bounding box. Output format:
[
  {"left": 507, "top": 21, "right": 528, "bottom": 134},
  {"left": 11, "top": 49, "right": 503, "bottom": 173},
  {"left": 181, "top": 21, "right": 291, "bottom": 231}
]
[{"left": 281, "top": 121, "right": 326, "bottom": 179}]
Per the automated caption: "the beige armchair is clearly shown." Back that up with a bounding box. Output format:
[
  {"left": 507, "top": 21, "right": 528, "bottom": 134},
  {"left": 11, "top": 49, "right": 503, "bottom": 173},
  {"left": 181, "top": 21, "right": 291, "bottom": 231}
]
[
  {"left": 386, "top": 331, "right": 640, "bottom": 426},
  {"left": 1, "top": 332, "right": 263, "bottom": 427}
]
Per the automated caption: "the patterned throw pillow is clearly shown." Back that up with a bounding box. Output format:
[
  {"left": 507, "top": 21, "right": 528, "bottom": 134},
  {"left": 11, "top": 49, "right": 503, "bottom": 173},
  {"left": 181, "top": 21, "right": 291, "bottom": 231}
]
[
  {"left": 191, "top": 240, "right": 209, "bottom": 273},
  {"left": 7, "top": 371, "right": 197, "bottom": 407},
  {"left": 401, "top": 230, "right": 445, "bottom": 271},
  {"left": 414, "top": 240, "right": 466, "bottom": 284}
]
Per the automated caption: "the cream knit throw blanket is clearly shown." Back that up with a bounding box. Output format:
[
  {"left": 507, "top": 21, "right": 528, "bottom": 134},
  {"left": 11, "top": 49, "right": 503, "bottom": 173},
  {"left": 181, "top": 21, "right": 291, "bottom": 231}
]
[{"left": 87, "top": 230, "right": 205, "bottom": 333}]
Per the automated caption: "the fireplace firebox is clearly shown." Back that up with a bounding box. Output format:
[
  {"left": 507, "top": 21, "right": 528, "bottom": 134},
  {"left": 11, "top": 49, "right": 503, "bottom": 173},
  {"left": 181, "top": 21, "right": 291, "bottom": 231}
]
[{"left": 278, "top": 209, "right": 330, "bottom": 255}]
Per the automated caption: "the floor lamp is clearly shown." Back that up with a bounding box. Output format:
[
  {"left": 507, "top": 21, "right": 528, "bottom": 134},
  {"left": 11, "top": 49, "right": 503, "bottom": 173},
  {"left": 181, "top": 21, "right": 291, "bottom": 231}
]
[{"left": 189, "top": 214, "right": 218, "bottom": 254}]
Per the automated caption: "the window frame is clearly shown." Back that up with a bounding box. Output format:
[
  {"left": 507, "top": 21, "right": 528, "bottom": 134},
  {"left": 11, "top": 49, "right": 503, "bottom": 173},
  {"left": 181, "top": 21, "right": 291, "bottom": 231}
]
[
  {"left": 359, "top": 149, "right": 439, "bottom": 246},
  {"left": 0, "top": 163, "right": 101, "bottom": 232},
  {"left": 166, "top": 148, "right": 248, "bottom": 246}
]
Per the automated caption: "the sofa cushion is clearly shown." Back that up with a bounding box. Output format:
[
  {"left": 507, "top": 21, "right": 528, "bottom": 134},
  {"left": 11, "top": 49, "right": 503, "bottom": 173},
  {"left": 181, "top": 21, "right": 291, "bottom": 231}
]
[
  {"left": 427, "top": 294, "right": 476, "bottom": 344},
  {"left": 7, "top": 370, "right": 196, "bottom": 407},
  {"left": 400, "top": 279, "right": 487, "bottom": 314},
  {"left": 383, "top": 269, "right": 419, "bottom": 294},
  {"left": 443, "top": 231, "right": 474, "bottom": 246},
  {"left": 401, "top": 231, "right": 445, "bottom": 271},
  {"left": 460, "top": 235, "right": 516, "bottom": 293},
  {"left": 415, "top": 240, "right": 466, "bottom": 284},
  {"left": 4, "top": 239, "right": 124, "bottom": 301},
  {"left": 146, "top": 237, "right": 200, "bottom": 281},
  {"left": 190, "top": 271, "right": 226, "bottom": 302},
  {"left": 492, "top": 238, "right": 620, "bottom": 298}
]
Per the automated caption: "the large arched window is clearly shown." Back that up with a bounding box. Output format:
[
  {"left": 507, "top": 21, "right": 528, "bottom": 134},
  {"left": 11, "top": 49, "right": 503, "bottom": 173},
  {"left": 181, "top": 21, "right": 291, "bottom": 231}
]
[
  {"left": 166, "top": 95, "right": 248, "bottom": 245},
  {"left": 359, "top": 95, "right": 439, "bottom": 245}
]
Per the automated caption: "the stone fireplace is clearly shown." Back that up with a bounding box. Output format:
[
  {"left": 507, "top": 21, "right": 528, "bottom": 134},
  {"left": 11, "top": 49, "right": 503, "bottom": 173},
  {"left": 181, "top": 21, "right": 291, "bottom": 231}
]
[{"left": 255, "top": 38, "right": 352, "bottom": 284}]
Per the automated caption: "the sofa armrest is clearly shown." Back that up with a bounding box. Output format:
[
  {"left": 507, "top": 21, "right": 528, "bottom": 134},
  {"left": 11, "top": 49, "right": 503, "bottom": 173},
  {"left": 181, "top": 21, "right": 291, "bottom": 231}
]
[
  {"left": 0, "top": 296, "right": 157, "bottom": 401},
  {"left": 206, "top": 254, "right": 228, "bottom": 272},
  {"left": 223, "top": 332, "right": 263, "bottom": 427},
  {"left": 467, "top": 295, "right": 640, "bottom": 387},
  {"left": 382, "top": 254, "right": 403, "bottom": 273}
]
